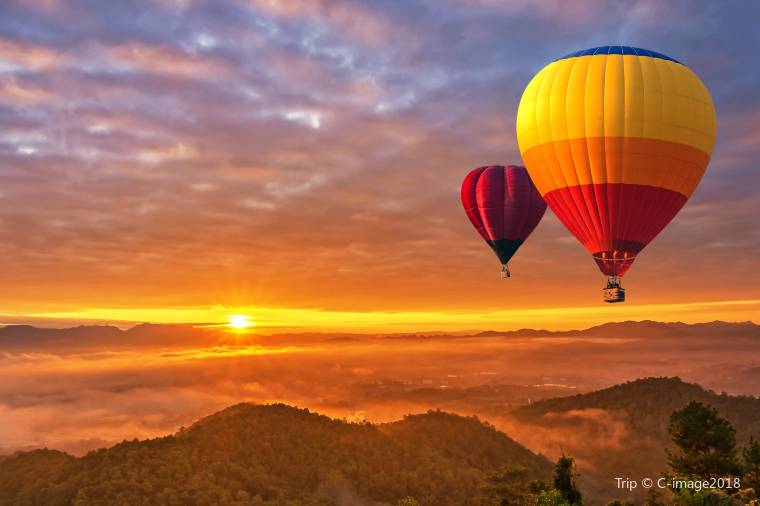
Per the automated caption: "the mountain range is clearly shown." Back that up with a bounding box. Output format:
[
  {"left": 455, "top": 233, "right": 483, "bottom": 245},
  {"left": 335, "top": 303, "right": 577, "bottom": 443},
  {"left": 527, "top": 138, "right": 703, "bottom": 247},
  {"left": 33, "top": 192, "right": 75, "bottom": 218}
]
[
  {"left": 474, "top": 319, "right": 760, "bottom": 339},
  {"left": 1, "top": 320, "right": 758, "bottom": 351},
  {"left": 0, "top": 323, "right": 214, "bottom": 351}
]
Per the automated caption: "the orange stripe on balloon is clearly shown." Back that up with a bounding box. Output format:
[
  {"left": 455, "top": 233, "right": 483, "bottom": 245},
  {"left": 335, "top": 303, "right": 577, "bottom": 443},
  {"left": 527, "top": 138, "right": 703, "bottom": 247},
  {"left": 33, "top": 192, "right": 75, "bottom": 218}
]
[{"left": 522, "top": 137, "right": 710, "bottom": 198}]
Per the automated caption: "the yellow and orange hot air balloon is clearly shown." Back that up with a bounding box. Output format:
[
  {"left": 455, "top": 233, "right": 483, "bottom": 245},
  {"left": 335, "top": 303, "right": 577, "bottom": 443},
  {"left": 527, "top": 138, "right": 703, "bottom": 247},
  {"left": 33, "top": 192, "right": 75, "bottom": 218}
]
[{"left": 516, "top": 46, "right": 716, "bottom": 302}]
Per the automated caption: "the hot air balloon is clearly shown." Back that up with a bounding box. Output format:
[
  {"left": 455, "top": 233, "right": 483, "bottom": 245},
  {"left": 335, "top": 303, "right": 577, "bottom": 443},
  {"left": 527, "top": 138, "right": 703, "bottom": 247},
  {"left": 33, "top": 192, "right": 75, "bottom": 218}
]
[
  {"left": 516, "top": 46, "right": 716, "bottom": 302},
  {"left": 461, "top": 165, "right": 547, "bottom": 278}
]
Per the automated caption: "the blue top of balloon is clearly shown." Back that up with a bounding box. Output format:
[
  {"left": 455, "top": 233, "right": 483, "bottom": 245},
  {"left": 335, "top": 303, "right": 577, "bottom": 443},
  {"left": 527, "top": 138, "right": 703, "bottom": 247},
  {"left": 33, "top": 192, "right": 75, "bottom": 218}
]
[{"left": 555, "top": 46, "right": 681, "bottom": 64}]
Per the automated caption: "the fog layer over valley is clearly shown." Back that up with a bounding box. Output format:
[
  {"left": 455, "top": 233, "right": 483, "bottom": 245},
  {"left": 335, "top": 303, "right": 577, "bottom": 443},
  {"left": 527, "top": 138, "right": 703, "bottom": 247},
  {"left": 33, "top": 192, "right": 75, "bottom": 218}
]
[{"left": 1, "top": 321, "right": 758, "bottom": 458}]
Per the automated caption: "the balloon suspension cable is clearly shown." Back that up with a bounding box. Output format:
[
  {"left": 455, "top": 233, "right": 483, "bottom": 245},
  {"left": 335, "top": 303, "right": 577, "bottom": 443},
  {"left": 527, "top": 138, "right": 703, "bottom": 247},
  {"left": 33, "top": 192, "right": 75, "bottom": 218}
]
[{"left": 501, "top": 264, "right": 511, "bottom": 279}]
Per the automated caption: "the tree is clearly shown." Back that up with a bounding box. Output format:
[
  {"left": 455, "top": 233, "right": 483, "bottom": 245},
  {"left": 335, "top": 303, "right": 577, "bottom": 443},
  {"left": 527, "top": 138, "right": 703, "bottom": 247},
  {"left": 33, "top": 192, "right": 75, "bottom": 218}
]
[
  {"left": 670, "top": 488, "right": 741, "bottom": 506},
  {"left": 532, "top": 489, "right": 573, "bottom": 506},
  {"left": 643, "top": 489, "right": 666, "bottom": 506},
  {"left": 482, "top": 466, "right": 532, "bottom": 505},
  {"left": 552, "top": 456, "right": 582, "bottom": 505},
  {"left": 529, "top": 480, "right": 550, "bottom": 495},
  {"left": 743, "top": 437, "right": 760, "bottom": 495},
  {"left": 733, "top": 487, "right": 757, "bottom": 505},
  {"left": 667, "top": 401, "right": 740, "bottom": 478},
  {"left": 604, "top": 501, "right": 633, "bottom": 506}
]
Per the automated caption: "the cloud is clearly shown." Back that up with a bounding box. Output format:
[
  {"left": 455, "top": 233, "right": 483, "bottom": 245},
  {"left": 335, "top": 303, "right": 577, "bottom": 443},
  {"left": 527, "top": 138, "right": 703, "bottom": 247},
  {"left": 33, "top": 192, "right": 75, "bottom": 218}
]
[
  {"left": 102, "top": 42, "right": 232, "bottom": 77},
  {"left": 0, "top": 77, "right": 53, "bottom": 104},
  {"left": 0, "top": 38, "right": 65, "bottom": 72},
  {"left": 247, "top": 0, "right": 397, "bottom": 46}
]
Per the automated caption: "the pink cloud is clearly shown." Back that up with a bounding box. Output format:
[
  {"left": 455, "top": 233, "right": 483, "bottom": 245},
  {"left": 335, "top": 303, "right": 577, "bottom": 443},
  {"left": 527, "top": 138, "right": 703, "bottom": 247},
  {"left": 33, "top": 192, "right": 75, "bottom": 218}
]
[
  {"left": 0, "top": 78, "right": 53, "bottom": 104},
  {"left": 103, "top": 43, "right": 231, "bottom": 78},
  {"left": 0, "top": 38, "right": 66, "bottom": 71},
  {"left": 248, "top": 0, "right": 397, "bottom": 46}
]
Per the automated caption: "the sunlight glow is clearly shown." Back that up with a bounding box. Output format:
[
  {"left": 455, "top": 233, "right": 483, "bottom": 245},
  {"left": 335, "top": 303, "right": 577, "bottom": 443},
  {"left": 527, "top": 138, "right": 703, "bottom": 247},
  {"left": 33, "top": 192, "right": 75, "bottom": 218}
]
[
  {"left": 15, "top": 299, "right": 760, "bottom": 333},
  {"left": 227, "top": 314, "right": 255, "bottom": 329}
]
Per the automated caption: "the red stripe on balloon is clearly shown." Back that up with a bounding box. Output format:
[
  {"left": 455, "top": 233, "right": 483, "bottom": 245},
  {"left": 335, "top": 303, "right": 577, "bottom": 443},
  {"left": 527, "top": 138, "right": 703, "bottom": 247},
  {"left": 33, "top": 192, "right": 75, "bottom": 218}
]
[{"left": 544, "top": 183, "right": 687, "bottom": 276}]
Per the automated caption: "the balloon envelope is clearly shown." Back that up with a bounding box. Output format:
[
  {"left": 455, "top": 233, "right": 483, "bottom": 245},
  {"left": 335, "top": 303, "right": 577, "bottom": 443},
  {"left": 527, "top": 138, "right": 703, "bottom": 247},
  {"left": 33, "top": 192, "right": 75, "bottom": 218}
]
[
  {"left": 461, "top": 165, "right": 546, "bottom": 272},
  {"left": 516, "top": 46, "right": 716, "bottom": 276}
]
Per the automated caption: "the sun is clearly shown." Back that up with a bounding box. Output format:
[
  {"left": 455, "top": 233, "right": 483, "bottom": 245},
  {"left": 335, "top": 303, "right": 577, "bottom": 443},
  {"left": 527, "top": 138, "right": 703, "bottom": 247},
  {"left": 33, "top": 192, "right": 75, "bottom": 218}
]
[{"left": 227, "top": 314, "right": 255, "bottom": 330}]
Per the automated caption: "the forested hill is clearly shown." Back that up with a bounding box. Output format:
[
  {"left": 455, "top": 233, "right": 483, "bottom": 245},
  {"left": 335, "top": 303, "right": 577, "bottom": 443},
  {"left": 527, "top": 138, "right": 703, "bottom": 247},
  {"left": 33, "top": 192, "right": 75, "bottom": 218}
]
[
  {"left": 0, "top": 404, "right": 551, "bottom": 506},
  {"left": 509, "top": 377, "right": 760, "bottom": 504},
  {"left": 513, "top": 376, "right": 760, "bottom": 442}
]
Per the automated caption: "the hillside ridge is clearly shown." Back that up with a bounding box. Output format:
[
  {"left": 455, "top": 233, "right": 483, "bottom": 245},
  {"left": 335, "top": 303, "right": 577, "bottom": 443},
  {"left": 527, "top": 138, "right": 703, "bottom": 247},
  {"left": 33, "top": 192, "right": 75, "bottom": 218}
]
[
  {"left": 0, "top": 403, "right": 552, "bottom": 506},
  {"left": 1, "top": 319, "right": 758, "bottom": 351}
]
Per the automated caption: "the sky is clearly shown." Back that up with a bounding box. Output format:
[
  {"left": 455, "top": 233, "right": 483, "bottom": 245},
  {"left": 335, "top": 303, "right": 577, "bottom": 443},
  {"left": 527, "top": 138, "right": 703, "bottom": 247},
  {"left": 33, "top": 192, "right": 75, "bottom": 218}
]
[{"left": 1, "top": 0, "right": 759, "bottom": 330}]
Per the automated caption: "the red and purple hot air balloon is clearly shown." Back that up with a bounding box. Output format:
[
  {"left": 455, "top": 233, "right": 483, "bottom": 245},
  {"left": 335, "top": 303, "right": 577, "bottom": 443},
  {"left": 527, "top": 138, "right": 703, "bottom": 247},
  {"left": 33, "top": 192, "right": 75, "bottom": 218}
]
[{"left": 461, "top": 165, "right": 547, "bottom": 278}]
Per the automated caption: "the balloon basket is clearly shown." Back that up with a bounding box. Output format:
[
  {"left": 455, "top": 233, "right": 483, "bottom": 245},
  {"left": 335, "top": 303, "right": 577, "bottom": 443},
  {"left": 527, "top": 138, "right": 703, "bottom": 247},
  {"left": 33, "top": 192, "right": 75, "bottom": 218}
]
[
  {"left": 603, "top": 276, "right": 625, "bottom": 303},
  {"left": 501, "top": 264, "right": 511, "bottom": 279}
]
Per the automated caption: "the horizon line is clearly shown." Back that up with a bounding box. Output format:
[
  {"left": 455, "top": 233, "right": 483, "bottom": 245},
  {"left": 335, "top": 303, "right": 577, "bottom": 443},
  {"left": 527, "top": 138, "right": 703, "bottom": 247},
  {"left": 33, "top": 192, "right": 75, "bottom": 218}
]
[{"left": 1, "top": 316, "right": 757, "bottom": 335}]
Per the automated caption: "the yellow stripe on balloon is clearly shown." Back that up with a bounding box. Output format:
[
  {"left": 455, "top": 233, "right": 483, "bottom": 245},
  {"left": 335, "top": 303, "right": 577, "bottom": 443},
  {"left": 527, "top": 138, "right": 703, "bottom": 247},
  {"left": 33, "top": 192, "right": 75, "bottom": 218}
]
[{"left": 516, "top": 54, "right": 716, "bottom": 158}]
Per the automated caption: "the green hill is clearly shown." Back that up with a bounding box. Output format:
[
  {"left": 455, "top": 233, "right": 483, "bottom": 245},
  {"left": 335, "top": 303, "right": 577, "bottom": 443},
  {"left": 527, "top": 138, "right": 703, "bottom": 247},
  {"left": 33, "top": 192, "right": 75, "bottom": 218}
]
[
  {"left": 510, "top": 377, "right": 760, "bottom": 503},
  {"left": 0, "top": 404, "right": 551, "bottom": 506},
  {"left": 514, "top": 376, "right": 760, "bottom": 443}
]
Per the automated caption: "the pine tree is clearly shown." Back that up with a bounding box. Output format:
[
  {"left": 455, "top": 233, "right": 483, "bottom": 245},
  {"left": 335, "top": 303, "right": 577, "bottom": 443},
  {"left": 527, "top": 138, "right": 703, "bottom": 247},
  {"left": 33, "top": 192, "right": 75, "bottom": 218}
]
[{"left": 667, "top": 401, "right": 740, "bottom": 478}]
